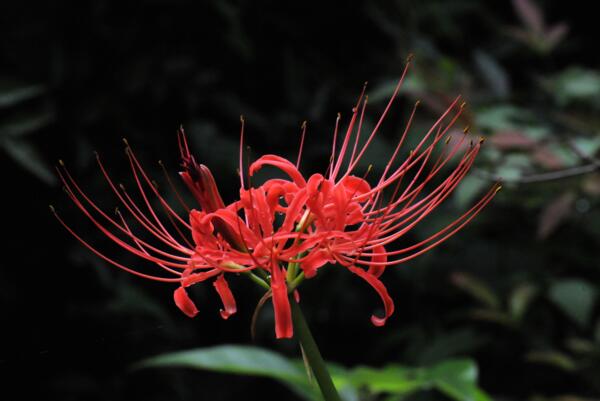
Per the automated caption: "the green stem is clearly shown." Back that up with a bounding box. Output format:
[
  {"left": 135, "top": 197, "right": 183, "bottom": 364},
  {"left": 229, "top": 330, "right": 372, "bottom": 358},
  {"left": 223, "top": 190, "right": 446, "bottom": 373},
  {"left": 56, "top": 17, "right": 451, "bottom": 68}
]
[
  {"left": 244, "top": 271, "right": 270, "bottom": 290},
  {"left": 291, "top": 300, "right": 342, "bottom": 401},
  {"left": 288, "top": 271, "right": 305, "bottom": 293}
]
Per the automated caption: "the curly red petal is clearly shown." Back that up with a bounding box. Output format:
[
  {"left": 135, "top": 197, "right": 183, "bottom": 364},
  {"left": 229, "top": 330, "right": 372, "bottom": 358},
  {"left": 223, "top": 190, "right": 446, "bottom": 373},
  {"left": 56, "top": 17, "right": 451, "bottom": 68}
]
[
  {"left": 348, "top": 265, "right": 394, "bottom": 327},
  {"left": 213, "top": 274, "right": 237, "bottom": 320},
  {"left": 249, "top": 155, "right": 307, "bottom": 188},
  {"left": 174, "top": 286, "right": 199, "bottom": 318}
]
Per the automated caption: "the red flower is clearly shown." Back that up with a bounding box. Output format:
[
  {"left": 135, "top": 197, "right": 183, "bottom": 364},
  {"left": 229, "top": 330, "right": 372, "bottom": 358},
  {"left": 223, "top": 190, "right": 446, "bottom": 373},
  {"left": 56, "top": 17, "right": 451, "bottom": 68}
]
[{"left": 53, "top": 58, "right": 499, "bottom": 339}]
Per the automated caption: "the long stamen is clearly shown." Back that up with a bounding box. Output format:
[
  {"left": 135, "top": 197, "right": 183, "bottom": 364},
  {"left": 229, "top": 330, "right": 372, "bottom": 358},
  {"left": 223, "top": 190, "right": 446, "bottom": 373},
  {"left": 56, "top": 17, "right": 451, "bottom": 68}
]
[
  {"left": 296, "top": 120, "right": 307, "bottom": 169},
  {"left": 158, "top": 160, "right": 191, "bottom": 213},
  {"left": 343, "top": 55, "right": 413, "bottom": 177},
  {"left": 58, "top": 162, "right": 192, "bottom": 258},
  {"left": 125, "top": 144, "right": 191, "bottom": 229},
  {"left": 51, "top": 206, "right": 183, "bottom": 282},
  {"left": 326, "top": 112, "right": 342, "bottom": 180},
  {"left": 331, "top": 82, "right": 368, "bottom": 180},
  {"left": 239, "top": 115, "right": 246, "bottom": 189},
  {"left": 61, "top": 184, "right": 190, "bottom": 267}
]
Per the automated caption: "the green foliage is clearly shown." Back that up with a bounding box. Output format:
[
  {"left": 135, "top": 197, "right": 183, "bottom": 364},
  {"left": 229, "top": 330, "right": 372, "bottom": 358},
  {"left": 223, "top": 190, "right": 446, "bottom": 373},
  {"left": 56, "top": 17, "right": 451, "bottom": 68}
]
[
  {"left": 0, "top": 81, "right": 54, "bottom": 184},
  {"left": 549, "top": 279, "right": 597, "bottom": 328},
  {"left": 137, "top": 345, "right": 491, "bottom": 401},
  {"left": 545, "top": 68, "right": 600, "bottom": 106}
]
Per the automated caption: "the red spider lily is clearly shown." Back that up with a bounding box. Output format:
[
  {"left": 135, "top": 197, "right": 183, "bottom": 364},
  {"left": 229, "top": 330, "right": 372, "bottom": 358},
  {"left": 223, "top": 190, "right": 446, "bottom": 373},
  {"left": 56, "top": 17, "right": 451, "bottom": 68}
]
[{"left": 52, "top": 57, "right": 499, "bottom": 339}]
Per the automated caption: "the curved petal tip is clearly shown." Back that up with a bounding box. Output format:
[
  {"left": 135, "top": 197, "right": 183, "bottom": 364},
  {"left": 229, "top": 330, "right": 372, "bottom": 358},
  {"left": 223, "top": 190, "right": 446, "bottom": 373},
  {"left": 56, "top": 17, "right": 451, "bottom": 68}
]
[{"left": 174, "top": 286, "right": 199, "bottom": 318}]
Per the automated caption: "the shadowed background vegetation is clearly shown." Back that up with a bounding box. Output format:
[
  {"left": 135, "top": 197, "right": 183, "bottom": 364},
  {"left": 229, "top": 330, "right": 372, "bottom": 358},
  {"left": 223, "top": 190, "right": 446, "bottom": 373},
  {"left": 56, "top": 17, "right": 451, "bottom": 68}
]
[{"left": 2, "top": 0, "right": 599, "bottom": 400}]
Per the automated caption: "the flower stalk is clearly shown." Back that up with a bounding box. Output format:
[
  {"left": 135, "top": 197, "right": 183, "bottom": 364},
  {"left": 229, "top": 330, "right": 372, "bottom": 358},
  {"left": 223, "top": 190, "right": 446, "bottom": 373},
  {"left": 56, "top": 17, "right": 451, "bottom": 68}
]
[{"left": 291, "top": 299, "right": 342, "bottom": 401}]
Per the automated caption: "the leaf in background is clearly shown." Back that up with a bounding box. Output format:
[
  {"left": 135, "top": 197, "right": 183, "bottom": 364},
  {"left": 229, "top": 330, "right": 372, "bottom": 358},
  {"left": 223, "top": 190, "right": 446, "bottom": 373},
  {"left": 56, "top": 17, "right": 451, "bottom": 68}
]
[
  {"left": 0, "top": 111, "right": 54, "bottom": 137},
  {"left": 489, "top": 131, "right": 537, "bottom": 150},
  {"left": 544, "top": 23, "right": 569, "bottom": 50},
  {"left": 416, "top": 329, "right": 489, "bottom": 365},
  {"left": 137, "top": 346, "right": 491, "bottom": 401},
  {"left": 346, "top": 359, "right": 492, "bottom": 401},
  {"left": 476, "top": 105, "right": 532, "bottom": 132},
  {"left": 526, "top": 350, "right": 577, "bottom": 372},
  {"left": 468, "top": 309, "right": 517, "bottom": 328},
  {"left": 429, "top": 359, "right": 493, "bottom": 401},
  {"left": 368, "top": 75, "right": 425, "bottom": 104},
  {"left": 495, "top": 153, "right": 532, "bottom": 183},
  {"left": 571, "top": 137, "right": 600, "bottom": 159},
  {"left": 512, "top": 0, "right": 543, "bottom": 34},
  {"left": 454, "top": 175, "right": 489, "bottom": 209},
  {"left": 107, "top": 280, "right": 172, "bottom": 323},
  {"left": 537, "top": 192, "right": 575, "bottom": 239},
  {"left": 549, "top": 279, "right": 597, "bottom": 328},
  {"left": 0, "top": 82, "right": 45, "bottom": 108},
  {"left": 452, "top": 272, "right": 500, "bottom": 309},
  {"left": 565, "top": 338, "right": 597, "bottom": 354},
  {"left": 345, "top": 365, "right": 426, "bottom": 394},
  {"left": 532, "top": 145, "right": 566, "bottom": 169},
  {"left": 474, "top": 50, "right": 510, "bottom": 99},
  {"left": 546, "top": 68, "right": 600, "bottom": 106},
  {"left": 583, "top": 174, "right": 600, "bottom": 196},
  {"left": 541, "top": 142, "right": 579, "bottom": 167},
  {"left": 509, "top": 283, "right": 538, "bottom": 321},
  {"left": 136, "top": 345, "right": 317, "bottom": 400},
  {"left": 1, "top": 137, "right": 56, "bottom": 184}
]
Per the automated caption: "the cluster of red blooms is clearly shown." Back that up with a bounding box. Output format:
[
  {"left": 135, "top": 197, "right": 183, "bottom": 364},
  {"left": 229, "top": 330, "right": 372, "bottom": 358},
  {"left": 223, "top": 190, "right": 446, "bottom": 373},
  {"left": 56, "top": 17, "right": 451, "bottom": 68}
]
[{"left": 53, "top": 59, "right": 499, "bottom": 339}]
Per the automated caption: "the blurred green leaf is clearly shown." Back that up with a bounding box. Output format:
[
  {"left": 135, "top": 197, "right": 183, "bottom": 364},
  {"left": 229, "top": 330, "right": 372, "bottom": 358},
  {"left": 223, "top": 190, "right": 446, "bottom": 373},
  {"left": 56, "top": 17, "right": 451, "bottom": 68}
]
[
  {"left": 549, "top": 279, "right": 597, "bottom": 328},
  {"left": 452, "top": 272, "right": 500, "bottom": 310},
  {"left": 1, "top": 137, "right": 55, "bottom": 184},
  {"left": 476, "top": 105, "right": 532, "bottom": 132},
  {"left": 346, "top": 359, "right": 491, "bottom": 401},
  {"left": 572, "top": 137, "right": 600, "bottom": 158},
  {"left": 495, "top": 153, "right": 534, "bottom": 182},
  {"left": 526, "top": 350, "right": 578, "bottom": 372},
  {"left": 417, "top": 329, "right": 489, "bottom": 365},
  {"left": 0, "top": 82, "right": 45, "bottom": 108},
  {"left": 474, "top": 50, "right": 509, "bottom": 99},
  {"left": 345, "top": 365, "right": 426, "bottom": 394},
  {"left": 107, "top": 280, "right": 171, "bottom": 322},
  {"left": 369, "top": 75, "right": 426, "bottom": 104},
  {"left": 136, "top": 345, "right": 316, "bottom": 400},
  {"left": 509, "top": 284, "right": 538, "bottom": 321},
  {"left": 430, "top": 359, "right": 493, "bottom": 401},
  {"left": 565, "top": 338, "right": 597, "bottom": 354},
  {"left": 137, "top": 346, "right": 491, "bottom": 401},
  {"left": 546, "top": 68, "right": 600, "bottom": 106},
  {"left": 454, "top": 175, "right": 489, "bottom": 209},
  {"left": 0, "top": 111, "right": 54, "bottom": 137},
  {"left": 468, "top": 309, "right": 517, "bottom": 328}
]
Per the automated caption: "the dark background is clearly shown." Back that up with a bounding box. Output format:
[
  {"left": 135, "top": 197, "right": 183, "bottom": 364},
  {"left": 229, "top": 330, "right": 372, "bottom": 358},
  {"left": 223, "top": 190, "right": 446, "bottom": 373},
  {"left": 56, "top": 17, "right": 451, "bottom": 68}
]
[{"left": 2, "top": 1, "right": 599, "bottom": 400}]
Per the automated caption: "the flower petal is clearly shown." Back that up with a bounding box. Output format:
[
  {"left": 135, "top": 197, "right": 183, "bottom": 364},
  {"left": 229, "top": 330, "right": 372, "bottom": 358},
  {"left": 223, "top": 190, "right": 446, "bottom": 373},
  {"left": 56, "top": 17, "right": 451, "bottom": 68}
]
[
  {"left": 299, "top": 248, "right": 331, "bottom": 278},
  {"left": 271, "top": 265, "right": 293, "bottom": 338},
  {"left": 213, "top": 274, "right": 237, "bottom": 320},
  {"left": 173, "top": 286, "right": 199, "bottom": 318},
  {"left": 183, "top": 268, "right": 221, "bottom": 287},
  {"left": 249, "top": 155, "right": 307, "bottom": 188},
  {"left": 340, "top": 175, "right": 371, "bottom": 196},
  {"left": 348, "top": 266, "right": 394, "bottom": 327}
]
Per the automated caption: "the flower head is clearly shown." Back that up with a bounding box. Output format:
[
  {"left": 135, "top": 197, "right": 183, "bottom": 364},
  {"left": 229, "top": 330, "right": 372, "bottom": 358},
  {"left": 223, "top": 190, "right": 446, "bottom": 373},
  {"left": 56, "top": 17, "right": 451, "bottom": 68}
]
[{"left": 53, "top": 57, "right": 499, "bottom": 339}]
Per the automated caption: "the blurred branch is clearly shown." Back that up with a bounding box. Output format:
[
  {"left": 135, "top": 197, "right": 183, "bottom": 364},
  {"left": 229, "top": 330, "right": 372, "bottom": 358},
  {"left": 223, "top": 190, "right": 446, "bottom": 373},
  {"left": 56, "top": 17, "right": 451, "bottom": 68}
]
[{"left": 474, "top": 162, "right": 600, "bottom": 184}]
